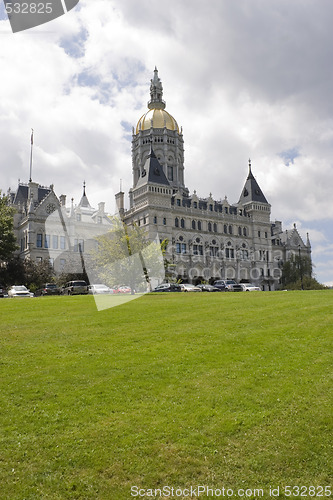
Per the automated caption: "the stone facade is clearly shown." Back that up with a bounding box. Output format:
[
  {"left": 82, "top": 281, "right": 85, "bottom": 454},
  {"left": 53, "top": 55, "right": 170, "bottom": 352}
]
[
  {"left": 120, "top": 69, "right": 311, "bottom": 290},
  {"left": 8, "top": 181, "right": 112, "bottom": 274},
  {"left": 7, "top": 68, "right": 312, "bottom": 290}
]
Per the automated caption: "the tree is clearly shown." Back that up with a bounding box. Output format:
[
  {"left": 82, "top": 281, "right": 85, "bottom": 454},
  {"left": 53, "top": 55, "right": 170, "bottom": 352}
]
[
  {"left": 0, "top": 256, "right": 55, "bottom": 290},
  {"left": 90, "top": 218, "right": 165, "bottom": 292},
  {"left": 22, "top": 259, "right": 55, "bottom": 292},
  {"left": 0, "top": 191, "right": 18, "bottom": 261},
  {"left": 281, "top": 254, "right": 325, "bottom": 290}
]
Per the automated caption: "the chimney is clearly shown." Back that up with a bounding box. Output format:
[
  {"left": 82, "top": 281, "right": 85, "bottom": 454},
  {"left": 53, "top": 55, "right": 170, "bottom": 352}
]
[
  {"left": 115, "top": 191, "right": 124, "bottom": 217},
  {"left": 28, "top": 181, "right": 39, "bottom": 203},
  {"left": 59, "top": 194, "right": 66, "bottom": 207}
]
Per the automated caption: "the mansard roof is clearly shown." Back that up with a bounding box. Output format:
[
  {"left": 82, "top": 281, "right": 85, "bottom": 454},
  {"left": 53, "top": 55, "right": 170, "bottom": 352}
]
[
  {"left": 12, "top": 183, "right": 51, "bottom": 205},
  {"left": 135, "top": 147, "right": 170, "bottom": 188},
  {"left": 239, "top": 163, "right": 268, "bottom": 205}
]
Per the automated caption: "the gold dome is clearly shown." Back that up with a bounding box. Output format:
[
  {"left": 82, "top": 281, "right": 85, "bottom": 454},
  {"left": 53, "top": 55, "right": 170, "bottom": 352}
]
[{"left": 136, "top": 108, "right": 179, "bottom": 134}]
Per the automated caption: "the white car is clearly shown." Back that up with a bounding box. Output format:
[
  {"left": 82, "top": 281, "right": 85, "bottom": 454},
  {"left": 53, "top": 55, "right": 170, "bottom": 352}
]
[
  {"left": 88, "top": 284, "right": 114, "bottom": 294},
  {"left": 241, "top": 283, "right": 261, "bottom": 292},
  {"left": 8, "top": 285, "right": 34, "bottom": 298},
  {"left": 180, "top": 283, "right": 202, "bottom": 292}
]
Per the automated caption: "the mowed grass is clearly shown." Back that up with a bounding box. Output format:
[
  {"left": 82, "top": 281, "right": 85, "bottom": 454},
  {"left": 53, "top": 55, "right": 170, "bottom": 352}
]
[{"left": 0, "top": 291, "right": 332, "bottom": 499}]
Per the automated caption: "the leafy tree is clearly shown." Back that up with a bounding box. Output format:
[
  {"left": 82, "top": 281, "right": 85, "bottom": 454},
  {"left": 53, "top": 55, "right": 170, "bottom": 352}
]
[
  {"left": 0, "top": 256, "right": 55, "bottom": 290},
  {"left": 90, "top": 218, "right": 165, "bottom": 292},
  {"left": 281, "top": 254, "right": 325, "bottom": 289},
  {"left": 282, "top": 276, "right": 327, "bottom": 290},
  {"left": 22, "top": 259, "right": 55, "bottom": 292},
  {"left": 0, "top": 191, "right": 18, "bottom": 261}
]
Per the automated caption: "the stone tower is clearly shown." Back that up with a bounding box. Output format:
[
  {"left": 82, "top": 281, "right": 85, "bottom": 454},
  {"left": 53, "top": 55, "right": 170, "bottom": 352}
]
[{"left": 131, "top": 68, "right": 187, "bottom": 196}]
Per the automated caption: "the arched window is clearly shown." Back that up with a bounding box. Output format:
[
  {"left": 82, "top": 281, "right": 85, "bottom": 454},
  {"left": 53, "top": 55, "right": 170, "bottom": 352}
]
[
  {"left": 238, "top": 226, "right": 242, "bottom": 236},
  {"left": 224, "top": 224, "right": 228, "bottom": 234},
  {"left": 243, "top": 227, "right": 247, "bottom": 236},
  {"left": 198, "top": 221, "right": 202, "bottom": 230},
  {"left": 192, "top": 220, "right": 196, "bottom": 230},
  {"left": 175, "top": 217, "right": 179, "bottom": 228},
  {"left": 208, "top": 222, "right": 212, "bottom": 232},
  {"left": 181, "top": 218, "right": 185, "bottom": 229},
  {"left": 228, "top": 225, "right": 233, "bottom": 234},
  {"left": 213, "top": 223, "right": 217, "bottom": 233},
  {"left": 225, "top": 241, "right": 235, "bottom": 259}
]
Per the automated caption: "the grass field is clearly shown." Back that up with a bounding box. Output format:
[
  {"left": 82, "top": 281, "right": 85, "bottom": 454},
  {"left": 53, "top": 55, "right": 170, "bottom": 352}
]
[{"left": 0, "top": 291, "right": 332, "bottom": 499}]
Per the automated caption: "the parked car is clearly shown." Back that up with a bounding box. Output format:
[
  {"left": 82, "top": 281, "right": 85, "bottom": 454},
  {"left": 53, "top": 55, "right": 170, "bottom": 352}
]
[
  {"left": 35, "top": 283, "right": 61, "bottom": 296},
  {"left": 7, "top": 285, "right": 34, "bottom": 298},
  {"left": 153, "top": 283, "right": 181, "bottom": 292},
  {"left": 0, "top": 284, "right": 8, "bottom": 298},
  {"left": 62, "top": 280, "right": 88, "bottom": 295},
  {"left": 180, "top": 283, "right": 202, "bottom": 292},
  {"left": 240, "top": 283, "right": 261, "bottom": 292},
  {"left": 213, "top": 280, "right": 243, "bottom": 292},
  {"left": 196, "top": 284, "right": 220, "bottom": 292},
  {"left": 88, "top": 284, "right": 114, "bottom": 294},
  {"left": 114, "top": 285, "right": 131, "bottom": 294}
]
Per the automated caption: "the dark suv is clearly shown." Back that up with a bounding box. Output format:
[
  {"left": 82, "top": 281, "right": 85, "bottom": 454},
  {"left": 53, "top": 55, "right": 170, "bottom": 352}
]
[
  {"left": 35, "top": 283, "right": 61, "bottom": 296},
  {"left": 62, "top": 280, "right": 88, "bottom": 295},
  {"left": 213, "top": 280, "right": 243, "bottom": 292}
]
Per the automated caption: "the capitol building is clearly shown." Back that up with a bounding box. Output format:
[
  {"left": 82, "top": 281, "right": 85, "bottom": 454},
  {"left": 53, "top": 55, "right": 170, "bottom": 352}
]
[
  {"left": 8, "top": 69, "right": 311, "bottom": 290},
  {"left": 117, "top": 68, "right": 311, "bottom": 290}
]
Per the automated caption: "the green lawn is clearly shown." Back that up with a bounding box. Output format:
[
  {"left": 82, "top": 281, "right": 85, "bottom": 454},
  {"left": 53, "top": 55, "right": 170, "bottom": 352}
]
[{"left": 0, "top": 291, "right": 332, "bottom": 499}]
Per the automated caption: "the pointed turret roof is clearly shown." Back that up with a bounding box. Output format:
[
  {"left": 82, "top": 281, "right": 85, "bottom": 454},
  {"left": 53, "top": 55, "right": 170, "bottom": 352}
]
[
  {"left": 78, "top": 181, "right": 92, "bottom": 208},
  {"left": 135, "top": 147, "right": 170, "bottom": 188},
  {"left": 238, "top": 160, "right": 268, "bottom": 205}
]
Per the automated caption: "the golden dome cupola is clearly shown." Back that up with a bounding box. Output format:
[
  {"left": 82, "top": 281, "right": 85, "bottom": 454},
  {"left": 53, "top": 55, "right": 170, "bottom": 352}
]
[
  {"left": 132, "top": 68, "right": 187, "bottom": 195},
  {"left": 136, "top": 67, "right": 179, "bottom": 133}
]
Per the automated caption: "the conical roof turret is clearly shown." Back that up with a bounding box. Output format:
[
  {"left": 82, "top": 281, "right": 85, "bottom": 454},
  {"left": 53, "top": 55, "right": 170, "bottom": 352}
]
[{"left": 239, "top": 159, "right": 268, "bottom": 205}]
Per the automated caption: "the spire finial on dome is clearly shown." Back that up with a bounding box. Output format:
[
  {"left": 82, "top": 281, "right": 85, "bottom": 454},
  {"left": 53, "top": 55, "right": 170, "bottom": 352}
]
[
  {"left": 248, "top": 158, "right": 252, "bottom": 172},
  {"left": 148, "top": 67, "right": 166, "bottom": 110},
  {"left": 83, "top": 180, "right": 86, "bottom": 196}
]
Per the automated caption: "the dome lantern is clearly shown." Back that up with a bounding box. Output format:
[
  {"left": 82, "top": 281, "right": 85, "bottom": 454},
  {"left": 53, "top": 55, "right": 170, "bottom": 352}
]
[
  {"left": 136, "top": 68, "right": 179, "bottom": 133},
  {"left": 148, "top": 67, "right": 166, "bottom": 110}
]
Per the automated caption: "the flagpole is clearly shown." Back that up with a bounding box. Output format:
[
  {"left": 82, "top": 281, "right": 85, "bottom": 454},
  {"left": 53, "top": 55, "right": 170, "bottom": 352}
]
[{"left": 29, "top": 129, "right": 33, "bottom": 182}]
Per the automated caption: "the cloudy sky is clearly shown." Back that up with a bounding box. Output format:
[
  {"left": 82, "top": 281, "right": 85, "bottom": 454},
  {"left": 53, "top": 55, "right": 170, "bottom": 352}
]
[{"left": 1, "top": 0, "right": 333, "bottom": 284}]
